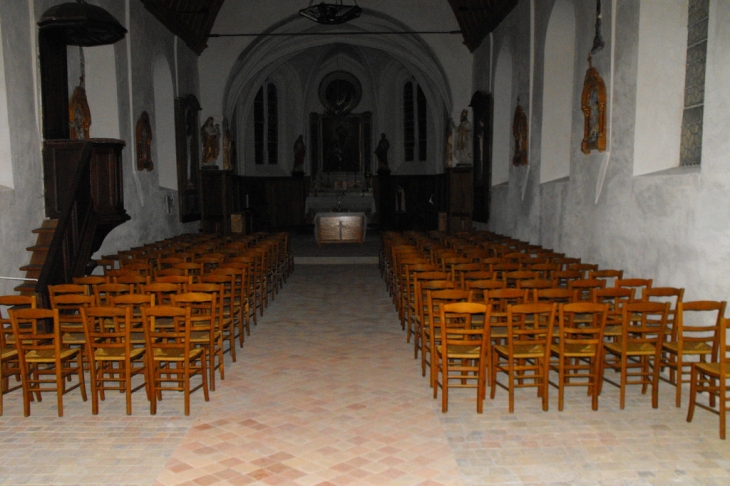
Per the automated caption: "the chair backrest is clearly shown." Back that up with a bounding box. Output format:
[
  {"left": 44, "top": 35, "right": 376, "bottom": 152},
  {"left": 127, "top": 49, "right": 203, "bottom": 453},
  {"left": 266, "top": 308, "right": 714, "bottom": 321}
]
[
  {"left": 566, "top": 263, "right": 599, "bottom": 279},
  {"left": 557, "top": 302, "right": 607, "bottom": 349},
  {"left": 568, "top": 278, "right": 607, "bottom": 302},
  {"left": 553, "top": 270, "right": 583, "bottom": 288},
  {"left": 113, "top": 274, "right": 150, "bottom": 292},
  {"left": 9, "top": 307, "right": 62, "bottom": 357},
  {"left": 465, "top": 279, "right": 504, "bottom": 302},
  {"left": 0, "top": 295, "right": 36, "bottom": 347},
  {"left": 517, "top": 278, "right": 554, "bottom": 291},
  {"left": 505, "top": 303, "right": 556, "bottom": 349},
  {"left": 591, "top": 286, "right": 634, "bottom": 323},
  {"left": 172, "top": 292, "right": 217, "bottom": 332},
  {"left": 620, "top": 301, "right": 669, "bottom": 348},
  {"left": 486, "top": 288, "right": 528, "bottom": 312},
  {"left": 674, "top": 300, "right": 727, "bottom": 357},
  {"left": 641, "top": 286, "right": 684, "bottom": 332},
  {"left": 615, "top": 278, "right": 653, "bottom": 300},
  {"left": 93, "top": 282, "right": 132, "bottom": 306},
  {"left": 588, "top": 269, "right": 624, "bottom": 287},
  {"left": 528, "top": 263, "right": 561, "bottom": 280},
  {"left": 48, "top": 283, "right": 88, "bottom": 297},
  {"left": 439, "top": 302, "right": 490, "bottom": 348},
  {"left": 81, "top": 306, "right": 133, "bottom": 354},
  {"left": 141, "top": 282, "right": 182, "bottom": 306},
  {"left": 532, "top": 287, "right": 576, "bottom": 304},
  {"left": 49, "top": 293, "right": 95, "bottom": 329},
  {"left": 142, "top": 305, "right": 193, "bottom": 354}
]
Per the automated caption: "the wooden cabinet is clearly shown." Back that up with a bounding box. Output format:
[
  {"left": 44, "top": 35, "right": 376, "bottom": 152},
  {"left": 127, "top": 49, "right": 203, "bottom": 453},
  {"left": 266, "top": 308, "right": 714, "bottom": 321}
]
[{"left": 446, "top": 167, "right": 473, "bottom": 232}]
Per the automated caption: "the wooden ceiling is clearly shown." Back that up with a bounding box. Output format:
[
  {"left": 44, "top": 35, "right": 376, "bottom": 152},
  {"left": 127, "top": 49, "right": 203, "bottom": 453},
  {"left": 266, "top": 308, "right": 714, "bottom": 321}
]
[{"left": 140, "top": 0, "right": 516, "bottom": 55}]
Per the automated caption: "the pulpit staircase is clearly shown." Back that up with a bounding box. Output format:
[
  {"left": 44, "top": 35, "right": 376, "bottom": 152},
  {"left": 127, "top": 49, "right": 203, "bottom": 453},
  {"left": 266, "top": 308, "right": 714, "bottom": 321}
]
[{"left": 15, "top": 139, "right": 129, "bottom": 301}]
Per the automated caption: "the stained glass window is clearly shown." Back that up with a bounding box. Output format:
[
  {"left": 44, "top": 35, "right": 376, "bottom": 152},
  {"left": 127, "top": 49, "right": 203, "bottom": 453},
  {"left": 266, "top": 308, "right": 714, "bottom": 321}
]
[{"left": 680, "top": 0, "right": 709, "bottom": 167}]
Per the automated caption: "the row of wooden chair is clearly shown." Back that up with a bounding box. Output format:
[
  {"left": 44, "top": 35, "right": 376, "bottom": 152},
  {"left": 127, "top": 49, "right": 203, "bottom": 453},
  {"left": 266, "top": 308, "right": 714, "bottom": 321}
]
[
  {"left": 0, "top": 230, "right": 292, "bottom": 417},
  {"left": 382, "top": 230, "right": 730, "bottom": 439}
]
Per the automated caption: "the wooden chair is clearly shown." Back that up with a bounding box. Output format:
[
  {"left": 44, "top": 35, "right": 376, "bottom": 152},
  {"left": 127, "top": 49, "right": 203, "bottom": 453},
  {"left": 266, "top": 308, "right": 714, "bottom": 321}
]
[
  {"left": 566, "top": 263, "right": 599, "bottom": 279},
  {"left": 216, "top": 263, "right": 252, "bottom": 341},
  {"left": 0, "top": 295, "right": 36, "bottom": 415},
  {"left": 198, "top": 274, "right": 240, "bottom": 357},
  {"left": 503, "top": 271, "right": 538, "bottom": 289},
  {"left": 642, "top": 286, "right": 685, "bottom": 344},
  {"left": 569, "top": 278, "right": 606, "bottom": 302},
  {"left": 109, "top": 293, "right": 155, "bottom": 344},
  {"left": 602, "top": 301, "right": 669, "bottom": 409},
  {"left": 532, "top": 287, "right": 576, "bottom": 305},
  {"left": 615, "top": 278, "right": 653, "bottom": 301},
  {"left": 435, "top": 302, "right": 490, "bottom": 413},
  {"left": 81, "top": 306, "right": 148, "bottom": 415},
  {"left": 9, "top": 308, "right": 87, "bottom": 416},
  {"left": 142, "top": 282, "right": 184, "bottom": 307},
  {"left": 93, "top": 282, "right": 131, "bottom": 306},
  {"left": 662, "top": 300, "right": 726, "bottom": 407},
  {"left": 490, "top": 303, "right": 556, "bottom": 412},
  {"left": 550, "top": 302, "right": 608, "bottom": 411},
  {"left": 113, "top": 273, "right": 150, "bottom": 293},
  {"left": 48, "top": 291, "right": 95, "bottom": 371},
  {"left": 553, "top": 270, "right": 583, "bottom": 288},
  {"left": 142, "top": 306, "right": 209, "bottom": 415},
  {"left": 419, "top": 283, "right": 460, "bottom": 384},
  {"left": 404, "top": 264, "right": 441, "bottom": 342},
  {"left": 588, "top": 269, "right": 624, "bottom": 288},
  {"left": 687, "top": 317, "right": 730, "bottom": 439},
  {"left": 172, "top": 291, "right": 223, "bottom": 391}
]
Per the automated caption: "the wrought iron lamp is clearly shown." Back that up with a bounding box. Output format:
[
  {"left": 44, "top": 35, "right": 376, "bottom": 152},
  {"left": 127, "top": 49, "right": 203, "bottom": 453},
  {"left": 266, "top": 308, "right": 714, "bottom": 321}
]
[{"left": 299, "top": 0, "right": 362, "bottom": 25}]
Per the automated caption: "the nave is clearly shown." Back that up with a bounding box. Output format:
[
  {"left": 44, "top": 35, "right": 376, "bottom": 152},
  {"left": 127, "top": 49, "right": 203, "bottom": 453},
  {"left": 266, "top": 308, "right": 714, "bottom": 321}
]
[{"left": 0, "top": 265, "right": 729, "bottom": 485}]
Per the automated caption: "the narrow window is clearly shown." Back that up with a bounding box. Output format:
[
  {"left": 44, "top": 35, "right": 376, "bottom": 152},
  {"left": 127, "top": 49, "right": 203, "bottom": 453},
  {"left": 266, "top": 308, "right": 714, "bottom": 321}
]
[
  {"left": 267, "top": 83, "right": 278, "bottom": 164},
  {"left": 403, "top": 82, "right": 415, "bottom": 161},
  {"left": 679, "top": 0, "right": 709, "bottom": 166},
  {"left": 254, "top": 87, "right": 264, "bottom": 165},
  {"left": 417, "top": 85, "right": 427, "bottom": 161}
]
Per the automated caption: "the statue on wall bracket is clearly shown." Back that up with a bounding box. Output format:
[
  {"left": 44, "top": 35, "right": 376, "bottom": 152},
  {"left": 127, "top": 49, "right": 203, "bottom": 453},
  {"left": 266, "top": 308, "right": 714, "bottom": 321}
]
[
  {"left": 135, "top": 111, "right": 153, "bottom": 171},
  {"left": 512, "top": 99, "right": 528, "bottom": 166},
  {"left": 69, "top": 76, "right": 91, "bottom": 140},
  {"left": 581, "top": 54, "right": 607, "bottom": 154}
]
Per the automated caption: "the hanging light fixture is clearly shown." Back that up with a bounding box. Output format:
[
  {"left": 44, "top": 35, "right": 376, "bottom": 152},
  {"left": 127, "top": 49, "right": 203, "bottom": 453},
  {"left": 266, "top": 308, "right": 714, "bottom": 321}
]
[{"left": 299, "top": 0, "right": 362, "bottom": 25}]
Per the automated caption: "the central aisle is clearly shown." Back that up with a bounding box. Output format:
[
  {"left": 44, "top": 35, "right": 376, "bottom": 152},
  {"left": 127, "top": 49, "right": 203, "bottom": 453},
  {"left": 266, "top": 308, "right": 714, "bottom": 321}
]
[{"left": 155, "top": 265, "right": 463, "bottom": 485}]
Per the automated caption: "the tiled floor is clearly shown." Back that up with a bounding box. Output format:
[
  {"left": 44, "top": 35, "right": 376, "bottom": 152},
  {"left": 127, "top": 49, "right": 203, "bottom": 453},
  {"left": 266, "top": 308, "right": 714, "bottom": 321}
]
[{"left": 1, "top": 263, "right": 730, "bottom": 485}]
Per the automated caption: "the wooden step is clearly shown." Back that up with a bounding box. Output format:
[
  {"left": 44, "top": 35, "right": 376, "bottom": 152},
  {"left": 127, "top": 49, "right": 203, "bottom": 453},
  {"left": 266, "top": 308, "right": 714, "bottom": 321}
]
[{"left": 18, "top": 219, "right": 58, "bottom": 297}]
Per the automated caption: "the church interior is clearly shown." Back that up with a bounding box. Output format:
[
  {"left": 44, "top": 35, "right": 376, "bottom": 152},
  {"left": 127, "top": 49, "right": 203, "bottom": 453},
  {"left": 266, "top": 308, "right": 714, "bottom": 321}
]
[{"left": 2, "top": 0, "right": 730, "bottom": 484}]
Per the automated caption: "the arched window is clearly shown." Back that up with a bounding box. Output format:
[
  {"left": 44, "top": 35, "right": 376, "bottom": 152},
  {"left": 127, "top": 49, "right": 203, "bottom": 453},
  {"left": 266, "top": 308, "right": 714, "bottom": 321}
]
[
  {"left": 403, "top": 81, "right": 427, "bottom": 162},
  {"left": 254, "top": 83, "right": 279, "bottom": 165}
]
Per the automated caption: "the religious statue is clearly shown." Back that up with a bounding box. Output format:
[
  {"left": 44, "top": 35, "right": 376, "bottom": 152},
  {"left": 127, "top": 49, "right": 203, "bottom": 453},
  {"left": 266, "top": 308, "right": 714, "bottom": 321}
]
[
  {"left": 453, "top": 109, "right": 473, "bottom": 166},
  {"left": 375, "top": 133, "right": 390, "bottom": 175},
  {"left": 292, "top": 135, "right": 306, "bottom": 175},
  {"left": 444, "top": 123, "right": 454, "bottom": 168},
  {"left": 135, "top": 111, "right": 153, "bottom": 171},
  {"left": 200, "top": 116, "right": 221, "bottom": 166}
]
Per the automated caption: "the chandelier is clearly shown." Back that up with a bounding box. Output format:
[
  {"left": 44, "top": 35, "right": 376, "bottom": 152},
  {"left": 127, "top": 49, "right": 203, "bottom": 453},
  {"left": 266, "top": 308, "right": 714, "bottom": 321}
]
[{"left": 299, "top": 1, "right": 362, "bottom": 25}]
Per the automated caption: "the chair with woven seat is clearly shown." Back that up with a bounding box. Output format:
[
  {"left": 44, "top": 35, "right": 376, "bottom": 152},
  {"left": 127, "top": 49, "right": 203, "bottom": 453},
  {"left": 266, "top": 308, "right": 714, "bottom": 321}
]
[
  {"left": 48, "top": 290, "right": 96, "bottom": 371},
  {"left": 109, "top": 293, "right": 155, "bottom": 345},
  {"left": 662, "top": 300, "right": 726, "bottom": 407},
  {"left": 435, "top": 302, "right": 490, "bottom": 413},
  {"left": 602, "top": 301, "right": 669, "bottom": 409},
  {"left": 566, "top": 263, "right": 599, "bottom": 279},
  {"left": 81, "top": 306, "right": 148, "bottom": 415},
  {"left": 532, "top": 287, "right": 576, "bottom": 305},
  {"left": 0, "top": 295, "right": 36, "bottom": 415},
  {"left": 553, "top": 270, "right": 583, "bottom": 288},
  {"left": 490, "top": 302, "right": 557, "bottom": 412},
  {"left": 171, "top": 291, "right": 223, "bottom": 391},
  {"left": 198, "top": 274, "right": 240, "bottom": 357},
  {"left": 687, "top": 316, "right": 730, "bottom": 439},
  {"left": 420, "top": 284, "right": 463, "bottom": 385},
  {"left": 550, "top": 302, "right": 607, "bottom": 411},
  {"left": 142, "top": 305, "right": 209, "bottom": 415},
  {"left": 9, "top": 308, "right": 87, "bottom": 416}
]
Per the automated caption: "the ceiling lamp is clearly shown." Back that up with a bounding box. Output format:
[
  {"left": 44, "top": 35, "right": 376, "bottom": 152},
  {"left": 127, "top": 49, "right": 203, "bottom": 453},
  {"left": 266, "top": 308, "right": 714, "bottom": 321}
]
[{"left": 299, "top": 1, "right": 362, "bottom": 25}]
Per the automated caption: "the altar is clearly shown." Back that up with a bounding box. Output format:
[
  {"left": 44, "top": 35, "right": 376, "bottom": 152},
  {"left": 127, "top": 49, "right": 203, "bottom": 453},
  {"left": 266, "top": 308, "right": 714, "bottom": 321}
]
[{"left": 314, "top": 212, "right": 367, "bottom": 246}]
